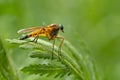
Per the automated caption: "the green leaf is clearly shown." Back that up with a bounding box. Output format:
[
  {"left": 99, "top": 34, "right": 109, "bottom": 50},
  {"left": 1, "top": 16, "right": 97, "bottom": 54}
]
[
  {"left": 6, "top": 39, "right": 45, "bottom": 51},
  {"left": 30, "top": 51, "right": 56, "bottom": 59},
  {"left": 7, "top": 38, "right": 100, "bottom": 80},
  {"left": 0, "top": 38, "right": 18, "bottom": 80},
  {"left": 21, "top": 64, "right": 71, "bottom": 78},
  {"left": 6, "top": 39, "right": 27, "bottom": 44}
]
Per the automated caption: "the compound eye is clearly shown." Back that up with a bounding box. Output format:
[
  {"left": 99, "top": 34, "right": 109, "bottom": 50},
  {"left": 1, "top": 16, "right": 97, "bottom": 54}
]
[{"left": 59, "top": 24, "right": 64, "bottom": 30}]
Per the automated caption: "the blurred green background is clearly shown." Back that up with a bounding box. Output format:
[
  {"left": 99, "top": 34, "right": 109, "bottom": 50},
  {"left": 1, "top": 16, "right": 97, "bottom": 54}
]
[{"left": 0, "top": 0, "right": 120, "bottom": 80}]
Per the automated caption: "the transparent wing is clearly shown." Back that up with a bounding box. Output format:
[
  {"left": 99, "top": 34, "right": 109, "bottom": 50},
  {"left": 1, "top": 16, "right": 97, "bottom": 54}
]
[{"left": 17, "top": 27, "right": 42, "bottom": 34}]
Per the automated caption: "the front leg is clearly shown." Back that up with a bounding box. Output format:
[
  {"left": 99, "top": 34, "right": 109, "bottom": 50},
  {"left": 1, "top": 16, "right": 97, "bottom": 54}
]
[{"left": 56, "top": 37, "right": 64, "bottom": 60}]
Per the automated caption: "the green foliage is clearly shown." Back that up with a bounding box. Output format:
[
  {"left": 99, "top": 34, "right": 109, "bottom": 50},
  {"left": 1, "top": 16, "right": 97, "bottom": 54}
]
[
  {"left": 21, "top": 64, "right": 71, "bottom": 78},
  {"left": 0, "top": 38, "right": 18, "bottom": 80},
  {"left": 7, "top": 38, "right": 99, "bottom": 80},
  {"left": 0, "top": 0, "right": 120, "bottom": 80}
]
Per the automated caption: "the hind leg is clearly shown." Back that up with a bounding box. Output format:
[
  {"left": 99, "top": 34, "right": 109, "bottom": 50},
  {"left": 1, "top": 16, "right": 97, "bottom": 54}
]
[{"left": 51, "top": 39, "right": 55, "bottom": 59}]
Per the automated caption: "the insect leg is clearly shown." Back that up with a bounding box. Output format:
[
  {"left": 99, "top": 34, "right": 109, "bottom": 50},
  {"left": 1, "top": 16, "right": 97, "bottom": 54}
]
[
  {"left": 52, "top": 39, "right": 55, "bottom": 59},
  {"left": 56, "top": 37, "right": 64, "bottom": 59},
  {"left": 32, "top": 37, "right": 36, "bottom": 42},
  {"left": 31, "top": 36, "right": 39, "bottom": 43},
  {"left": 34, "top": 36, "right": 39, "bottom": 43}
]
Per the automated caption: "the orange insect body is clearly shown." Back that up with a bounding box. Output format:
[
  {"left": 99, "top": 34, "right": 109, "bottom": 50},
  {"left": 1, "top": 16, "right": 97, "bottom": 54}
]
[
  {"left": 18, "top": 24, "right": 63, "bottom": 40},
  {"left": 18, "top": 23, "right": 64, "bottom": 59}
]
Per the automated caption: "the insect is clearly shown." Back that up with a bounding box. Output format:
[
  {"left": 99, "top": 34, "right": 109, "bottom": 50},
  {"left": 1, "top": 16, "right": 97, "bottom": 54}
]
[{"left": 17, "top": 24, "right": 64, "bottom": 59}]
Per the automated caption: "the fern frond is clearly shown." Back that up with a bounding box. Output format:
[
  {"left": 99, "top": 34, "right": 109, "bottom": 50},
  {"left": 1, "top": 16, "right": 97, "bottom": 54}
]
[
  {"left": 6, "top": 39, "right": 45, "bottom": 51},
  {"left": 21, "top": 64, "right": 71, "bottom": 78},
  {"left": 30, "top": 51, "right": 57, "bottom": 59},
  {"left": 6, "top": 39, "right": 26, "bottom": 44},
  {"left": 7, "top": 38, "right": 100, "bottom": 80},
  {"left": 0, "top": 38, "right": 18, "bottom": 80}
]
